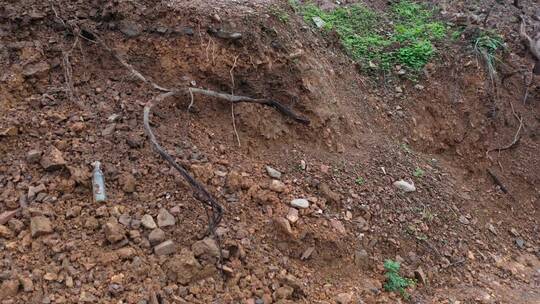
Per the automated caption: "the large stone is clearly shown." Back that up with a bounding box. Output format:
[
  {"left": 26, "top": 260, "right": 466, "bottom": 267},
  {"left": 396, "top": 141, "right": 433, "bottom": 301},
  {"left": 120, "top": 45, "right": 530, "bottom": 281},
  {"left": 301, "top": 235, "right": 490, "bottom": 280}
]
[
  {"left": 103, "top": 220, "right": 125, "bottom": 243},
  {"left": 141, "top": 214, "right": 157, "bottom": 229},
  {"left": 290, "top": 198, "right": 309, "bottom": 209},
  {"left": 393, "top": 180, "right": 416, "bottom": 192},
  {"left": 40, "top": 146, "right": 66, "bottom": 171},
  {"left": 157, "top": 208, "right": 176, "bottom": 227},
  {"left": 191, "top": 237, "right": 219, "bottom": 258},
  {"left": 154, "top": 240, "right": 176, "bottom": 256},
  {"left": 30, "top": 216, "right": 53, "bottom": 237},
  {"left": 165, "top": 249, "right": 203, "bottom": 285},
  {"left": 26, "top": 149, "right": 42, "bottom": 163},
  {"left": 265, "top": 166, "right": 282, "bottom": 179},
  {"left": 148, "top": 228, "right": 166, "bottom": 246}
]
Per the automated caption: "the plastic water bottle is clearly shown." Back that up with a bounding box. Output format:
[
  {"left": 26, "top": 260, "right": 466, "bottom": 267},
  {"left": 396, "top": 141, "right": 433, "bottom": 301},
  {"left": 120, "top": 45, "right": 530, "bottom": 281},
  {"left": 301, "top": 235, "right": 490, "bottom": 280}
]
[{"left": 92, "top": 161, "right": 107, "bottom": 202}]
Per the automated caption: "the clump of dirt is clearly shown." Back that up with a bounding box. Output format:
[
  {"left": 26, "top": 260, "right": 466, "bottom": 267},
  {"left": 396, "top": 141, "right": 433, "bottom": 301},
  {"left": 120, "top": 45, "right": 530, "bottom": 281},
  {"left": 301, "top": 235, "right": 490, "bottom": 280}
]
[{"left": 0, "top": 0, "right": 538, "bottom": 303}]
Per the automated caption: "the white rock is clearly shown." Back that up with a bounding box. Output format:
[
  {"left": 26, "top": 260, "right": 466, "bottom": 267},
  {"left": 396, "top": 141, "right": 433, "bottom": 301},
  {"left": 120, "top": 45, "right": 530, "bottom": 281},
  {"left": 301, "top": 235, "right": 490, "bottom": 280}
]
[
  {"left": 393, "top": 180, "right": 416, "bottom": 192},
  {"left": 312, "top": 16, "right": 326, "bottom": 28},
  {"left": 265, "top": 166, "right": 282, "bottom": 179},
  {"left": 300, "top": 160, "right": 306, "bottom": 170},
  {"left": 291, "top": 198, "right": 309, "bottom": 209}
]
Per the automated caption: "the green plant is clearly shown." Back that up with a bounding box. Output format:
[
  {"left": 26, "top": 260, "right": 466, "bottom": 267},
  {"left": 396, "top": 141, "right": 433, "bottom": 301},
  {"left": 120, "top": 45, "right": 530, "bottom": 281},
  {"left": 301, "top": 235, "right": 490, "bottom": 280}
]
[
  {"left": 384, "top": 259, "right": 415, "bottom": 299},
  {"left": 269, "top": 5, "right": 290, "bottom": 23},
  {"left": 355, "top": 177, "right": 365, "bottom": 185},
  {"left": 451, "top": 27, "right": 465, "bottom": 41},
  {"left": 473, "top": 31, "right": 505, "bottom": 83},
  {"left": 298, "top": 1, "right": 446, "bottom": 72},
  {"left": 413, "top": 167, "right": 424, "bottom": 178},
  {"left": 288, "top": 0, "right": 300, "bottom": 12},
  {"left": 421, "top": 208, "right": 437, "bottom": 221},
  {"left": 400, "top": 143, "right": 412, "bottom": 154}
]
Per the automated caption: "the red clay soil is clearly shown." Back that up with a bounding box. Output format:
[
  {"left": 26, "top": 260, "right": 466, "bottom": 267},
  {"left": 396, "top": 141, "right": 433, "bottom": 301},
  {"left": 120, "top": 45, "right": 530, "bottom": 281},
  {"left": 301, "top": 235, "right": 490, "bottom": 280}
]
[{"left": 0, "top": 0, "right": 538, "bottom": 303}]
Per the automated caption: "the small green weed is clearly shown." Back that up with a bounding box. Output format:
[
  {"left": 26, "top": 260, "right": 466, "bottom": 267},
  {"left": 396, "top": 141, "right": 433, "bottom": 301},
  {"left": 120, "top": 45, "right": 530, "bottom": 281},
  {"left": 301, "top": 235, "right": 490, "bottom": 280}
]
[
  {"left": 269, "top": 5, "right": 290, "bottom": 23},
  {"left": 288, "top": 0, "right": 300, "bottom": 12},
  {"left": 384, "top": 260, "right": 415, "bottom": 299},
  {"left": 355, "top": 177, "right": 365, "bottom": 185},
  {"left": 299, "top": 1, "right": 446, "bottom": 72},
  {"left": 473, "top": 30, "right": 505, "bottom": 83},
  {"left": 421, "top": 208, "right": 437, "bottom": 221},
  {"left": 400, "top": 143, "right": 412, "bottom": 154},
  {"left": 451, "top": 27, "right": 465, "bottom": 41},
  {"left": 413, "top": 167, "right": 424, "bottom": 178}
]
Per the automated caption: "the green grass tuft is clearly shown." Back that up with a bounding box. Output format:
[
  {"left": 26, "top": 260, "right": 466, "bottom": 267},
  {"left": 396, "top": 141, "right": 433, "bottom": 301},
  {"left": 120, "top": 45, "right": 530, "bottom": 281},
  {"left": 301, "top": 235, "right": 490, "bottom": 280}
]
[
  {"left": 413, "top": 167, "right": 424, "bottom": 178},
  {"left": 355, "top": 177, "right": 366, "bottom": 185},
  {"left": 299, "top": 1, "right": 447, "bottom": 72},
  {"left": 473, "top": 30, "right": 505, "bottom": 83}
]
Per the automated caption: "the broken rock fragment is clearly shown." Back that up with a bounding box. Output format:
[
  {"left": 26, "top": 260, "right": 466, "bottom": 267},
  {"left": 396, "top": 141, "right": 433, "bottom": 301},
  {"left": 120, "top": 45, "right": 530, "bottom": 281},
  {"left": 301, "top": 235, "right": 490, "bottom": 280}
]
[
  {"left": 103, "top": 220, "right": 126, "bottom": 243},
  {"left": 148, "top": 228, "right": 166, "bottom": 246},
  {"left": 157, "top": 208, "right": 176, "bottom": 227},
  {"left": 30, "top": 216, "right": 53, "bottom": 237},
  {"left": 26, "top": 149, "right": 42, "bottom": 163},
  {"left": 40, "top": 146, "right": 66, "bottom": 171},
  {"left": 191, "top": 237, "right": 219, "bottom": 258},
  {"left": 165, "top": 248, "right": 203, "bottom": 284},
  {"left": 141, "top": 214, "right": 157, "bottom": 229},
  {"left": 154, "top": 240, "right": 176, "bottom": 256}
]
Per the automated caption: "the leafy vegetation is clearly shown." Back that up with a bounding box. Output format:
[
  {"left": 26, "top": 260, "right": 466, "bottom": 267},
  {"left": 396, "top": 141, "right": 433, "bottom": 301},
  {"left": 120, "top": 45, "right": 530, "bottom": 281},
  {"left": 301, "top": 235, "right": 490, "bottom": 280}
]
[
  {"left": 413, "top": 167, "right": 424, "bottom": 178},
  {"left": 472, "top": 30, "right": 505, "bottom": 82},
  {"left": 355, "top": 177, "right": 365, "bottom": 185},
  {"left": 384, "top": 259, "right": 415, "bottom": 299},
  {"left": 298, "top": 1, "right": 446, "bottom": 72}
]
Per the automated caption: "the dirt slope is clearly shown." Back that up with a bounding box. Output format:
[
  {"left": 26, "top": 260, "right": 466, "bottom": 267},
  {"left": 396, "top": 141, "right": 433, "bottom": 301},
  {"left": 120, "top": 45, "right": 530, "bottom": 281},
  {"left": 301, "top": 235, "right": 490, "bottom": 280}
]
[{"left": 0, "top": 0, "right": 539, "bottom": 303}]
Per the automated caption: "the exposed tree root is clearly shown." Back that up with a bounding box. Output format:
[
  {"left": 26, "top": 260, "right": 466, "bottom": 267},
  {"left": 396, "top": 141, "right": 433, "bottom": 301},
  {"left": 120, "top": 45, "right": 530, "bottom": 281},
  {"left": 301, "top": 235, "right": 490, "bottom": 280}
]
[
  {"left": 50, "top": 7, "right": 310, "bottom": 274},
  {"left": 487, "top": 168, "right": 509, "bottom": 194},
  {"left": 75, "top": 28, "right": 308, "bottom": 275}
]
